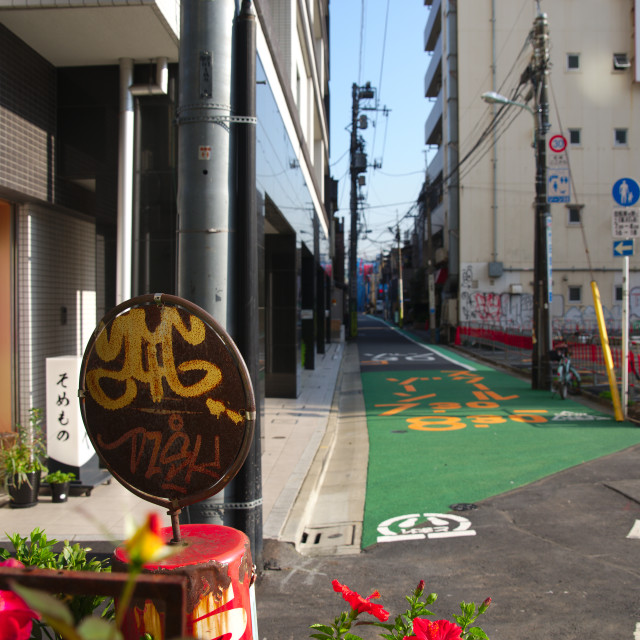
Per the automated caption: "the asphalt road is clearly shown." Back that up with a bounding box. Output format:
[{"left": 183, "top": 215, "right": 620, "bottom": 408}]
[
  {"left": 357, "top": 314, "right": 467, "bottom": 372},
  {"left": 256, "top": 315, "right": 640, "bottom": 640}
]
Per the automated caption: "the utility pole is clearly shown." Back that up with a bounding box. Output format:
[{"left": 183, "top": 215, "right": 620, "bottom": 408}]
[
  {"left": 531, "top": 10, "right": 552, "bottom": 390},
  {"left": 226, "top": 0, "right": 262, "bottom": 568},
  {"left": 176, "top": 0, "right": 236, "bottom": 526},
  {"left": 348, "top": 82, "right": 375, "bottom": 338},
  {"left": 424, "top": 178, "right": 436, "bottom": 341},
  {"left": 396, "top": 217, "right": 404, "bottom": 328},
  {"left": 349, "top": 84, "right": 358, "bottom": 339}
]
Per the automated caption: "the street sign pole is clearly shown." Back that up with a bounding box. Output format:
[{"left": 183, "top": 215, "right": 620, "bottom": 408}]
[
  {"left": 622, "top": 254, "right": 629, "bottom": 417},
  {"left": 612, "top": 177, "right": 640, "bottom": 419}
]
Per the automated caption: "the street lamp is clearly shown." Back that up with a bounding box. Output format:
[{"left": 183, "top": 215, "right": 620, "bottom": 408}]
[
  {"left": 481, "top": 79, "right": 552, "bottom": 391},
  {"left": 481, "top": 91, "right": 534, "bottom": 116}
]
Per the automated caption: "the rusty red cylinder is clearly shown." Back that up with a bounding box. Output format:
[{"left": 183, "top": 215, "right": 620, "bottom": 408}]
[{"left": 113, "top": 524, "right": 256, "bottom": 640}]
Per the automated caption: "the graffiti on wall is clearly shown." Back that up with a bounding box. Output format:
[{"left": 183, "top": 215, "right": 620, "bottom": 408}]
[{"left": 460, "top": 263, "right": 639, "bottom": 331}]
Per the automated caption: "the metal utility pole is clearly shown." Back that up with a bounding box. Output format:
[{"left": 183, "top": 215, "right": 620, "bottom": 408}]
[
  {"left": 396, "top": 218, "right": 404, "bottom": 328},
  {"left": 348, "top": 82, "right": 375, "bottom": 338},
  {"left": 349, "top": 84, "right": 359, "bottom": 339},
  {"left": 226, "top": 0, "right": 262, "bottom": 567},
  {"left": 531, "top": 10, "right": 552, "bottom": 390},
  {"left": 176, "top": 0, "right": 236, "bottom": 525},
  {"left": 424, "top": 178, "right": 436, "bottom": 341}
]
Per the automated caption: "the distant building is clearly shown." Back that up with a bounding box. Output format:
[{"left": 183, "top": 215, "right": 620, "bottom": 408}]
[
  {"left": 422, "top": 0, "right": 640, "bottom": 339},
  {"left": 0, "top": 0, "right": 336, "bottom": 432}
]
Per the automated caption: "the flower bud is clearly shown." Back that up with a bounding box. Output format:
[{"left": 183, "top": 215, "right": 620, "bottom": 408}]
[
  {"left": 415, "top": 580, "right": 425, "bottom": 596},
  {"left": 478, "top": 597, "right": 492, "bottom": 614}
]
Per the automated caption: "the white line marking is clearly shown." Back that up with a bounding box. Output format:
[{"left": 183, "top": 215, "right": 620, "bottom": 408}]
[
  {"left": 633, "top": 621, "right": 640, "bottom": 640},
  {"left": 627, "top": 520, "right": 640, "bottom": 539}
]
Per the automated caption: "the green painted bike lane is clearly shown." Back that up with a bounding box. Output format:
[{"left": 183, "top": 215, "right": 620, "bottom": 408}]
[{"left": 360, "top": 342, "right": 640, "bottom": 548}]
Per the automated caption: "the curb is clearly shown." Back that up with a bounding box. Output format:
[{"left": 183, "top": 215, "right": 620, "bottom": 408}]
[{"left": 277, "top": 344, "right": 347, "bottom": 547}]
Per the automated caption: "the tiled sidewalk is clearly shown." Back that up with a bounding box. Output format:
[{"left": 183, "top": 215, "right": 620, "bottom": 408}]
[{"left": 0, "top": 341, "right": 344, "bottom": 543}]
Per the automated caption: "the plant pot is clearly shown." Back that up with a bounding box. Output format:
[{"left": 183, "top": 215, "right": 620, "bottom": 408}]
[
  {"left": 50, "top": 482, "right": 70, "bottom": 503},
  {"left": 8, "top": 471, "right": 40, "bottom": 508}
]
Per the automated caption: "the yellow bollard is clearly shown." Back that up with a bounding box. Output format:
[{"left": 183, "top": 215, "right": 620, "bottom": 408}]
[{"left": 591, "top": 281, "right": 624, "bottom": 422}]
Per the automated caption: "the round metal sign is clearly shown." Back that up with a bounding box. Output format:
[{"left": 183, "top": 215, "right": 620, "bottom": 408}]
[
  {"left": 78, "top": 294, "right": 255, "bottom": 511},
  {"left": 549, "top": 134, "right": 567, "bottom": 153}
]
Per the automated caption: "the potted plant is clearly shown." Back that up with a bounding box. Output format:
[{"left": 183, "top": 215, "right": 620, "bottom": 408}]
[
  {"left": 44, "top": 470, "right": 76, "bottom": 503},
  {"left": 0, "top": 408, "right": 47, "bottom": 508}
]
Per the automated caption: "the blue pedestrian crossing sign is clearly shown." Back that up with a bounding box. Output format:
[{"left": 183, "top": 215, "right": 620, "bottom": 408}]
[
  {"left": 613, "top": 239, "right": 634, "bottom": 257},
  {"left": 612, "top": 178, "right": 640, "bottom": 206}
]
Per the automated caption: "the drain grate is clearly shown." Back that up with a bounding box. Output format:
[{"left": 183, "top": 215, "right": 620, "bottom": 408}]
[
  {"left": 450, "top": 503, "right": 478, "bottom": 512},
  {"left": 299, "top": 524, "right": 356, "bottom": 549}
]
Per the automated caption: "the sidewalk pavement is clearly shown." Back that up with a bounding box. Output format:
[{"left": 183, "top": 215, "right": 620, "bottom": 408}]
[{"left": 0, "top": 340, "right": 346, "bottom": 546}]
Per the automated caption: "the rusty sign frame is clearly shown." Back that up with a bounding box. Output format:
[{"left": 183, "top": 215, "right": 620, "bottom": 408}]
[{"left": 78, "top": 293, "right": 256, "bottom": 519}]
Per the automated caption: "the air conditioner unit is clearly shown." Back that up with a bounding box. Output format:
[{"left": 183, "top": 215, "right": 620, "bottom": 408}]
[{"left": 613, "top": 53, "right": 631, "bottom": 70}]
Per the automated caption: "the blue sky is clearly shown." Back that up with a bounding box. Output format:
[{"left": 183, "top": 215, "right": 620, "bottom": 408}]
[{"left": 329, "top": 1, "right": 431, "bottom": 260}]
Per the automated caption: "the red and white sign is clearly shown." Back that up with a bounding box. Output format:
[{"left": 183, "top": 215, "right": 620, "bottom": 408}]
[
  {"left": 549, "top": 134, "right": 567, "bottom": 153},
  {"left": 199, "top": 145, "right": 212, "bottom": 160}
]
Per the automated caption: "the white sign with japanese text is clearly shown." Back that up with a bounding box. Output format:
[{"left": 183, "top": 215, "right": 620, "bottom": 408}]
[
  {"left": 46, "top": 356, "right": 94, "bottom": 466},
  {"left": 612, "top": 208, "right": 640, "bottom": 238}
]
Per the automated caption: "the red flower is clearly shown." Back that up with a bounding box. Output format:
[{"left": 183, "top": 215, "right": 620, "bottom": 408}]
[
  {"left": 331, "top": 579, "right": 390, "bottom": 622},
  {"left": 403, "top": 617, "right": 463, "bottom": 640},
  {"left": 0, "top": 559, "right": 39, "bottom": 640}
]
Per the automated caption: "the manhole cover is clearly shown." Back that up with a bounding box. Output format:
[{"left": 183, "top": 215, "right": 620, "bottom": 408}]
[
  {"left": 450, "top": 503, "right": 478, "bottom": 512},
  {"left": 299, "top": 525, "right": 356, "bottom": 548}
]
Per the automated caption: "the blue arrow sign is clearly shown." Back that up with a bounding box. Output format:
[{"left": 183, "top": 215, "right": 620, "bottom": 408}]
[
  {"left": 612, "top": 178, "right": 640, "bottom": 206},
  {"left": 613, "top": 239, "right": 634, "bottom": 257},
  {"left": 547, "top": 168, "right": 570, "bottom": 203}
]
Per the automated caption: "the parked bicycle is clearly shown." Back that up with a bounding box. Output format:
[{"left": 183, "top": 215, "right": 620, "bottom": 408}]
[{"left": 550, "top": 342, "right": 581, "bottom": 399}]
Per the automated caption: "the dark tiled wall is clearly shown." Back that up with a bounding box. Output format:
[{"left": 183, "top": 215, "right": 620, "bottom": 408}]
[{"left": 0, "top": 24, "right": 56, "bottom": 202}]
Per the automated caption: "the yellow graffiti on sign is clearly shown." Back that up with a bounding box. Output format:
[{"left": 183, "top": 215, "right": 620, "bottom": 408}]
[{"left": 86, "top": 307, "right": 223, "bottom": 411}]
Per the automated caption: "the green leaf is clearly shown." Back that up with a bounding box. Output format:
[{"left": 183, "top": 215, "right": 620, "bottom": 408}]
[
  {"left": 310, "top": 633, "right": 333, "bottom": 640},
  {"left": 11, "top": 582, "right": 74, "bottom": 626},
  {"left": 76, "top": 617, "right": 123, "bottom": 640},
  {"left": 310, "top": 624, "right": 335, "bottom": 635},
  {"left": 343, "top": 634, "right": 363, "bottom": 640},
  {"left": 466, "top": 627, "right": 489, "bottom": 640},
  {"left": 371, "top": 623, "right": 394, "bottom": 631}
]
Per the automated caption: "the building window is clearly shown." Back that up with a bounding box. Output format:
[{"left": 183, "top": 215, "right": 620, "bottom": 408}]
[
  {"left": 615, "top": 285, "right": 623, "bottom": 302},
  {"left": 568, "top": 285, "right": 582, "bottom": 303},
  {"left": 568, "top": 128, "right": 581, "bottom": 146},
  {"left": 567, "top": 53, "right": 580, "bottom": 70},
  {"left": 614, "top": 128, "right": 628, "bottom": 146},
  {"left": 613, "top": 53, "right": 630, "bottom": 70},
  {"left": 567, "top": 204, "right": 583, "bottom": 225}
]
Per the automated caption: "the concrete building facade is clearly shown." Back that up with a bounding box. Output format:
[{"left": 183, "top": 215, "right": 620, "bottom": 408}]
[
  {"left": 423, "top": 0, "right": 640, "bottom": 339},
  {"left": 0, "top": 0, "right": 335, "bottom": 434}
]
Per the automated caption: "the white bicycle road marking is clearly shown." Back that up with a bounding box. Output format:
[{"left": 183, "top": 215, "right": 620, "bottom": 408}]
[{"left": 377, "top": 512, "right": 477, "bottom": 543}]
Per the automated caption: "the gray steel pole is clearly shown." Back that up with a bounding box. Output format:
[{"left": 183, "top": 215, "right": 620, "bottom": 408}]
[
  {"left": 225, "top": 0, "right": 263, "bottom": 568},
  {"left": 176, "top": 0, "right": 236, "bottom": 525}
]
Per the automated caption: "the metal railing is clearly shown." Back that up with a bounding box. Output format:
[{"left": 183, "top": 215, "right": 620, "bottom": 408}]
[{"left": 456, "top": 322, "right": 640, "bottom": 398}]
